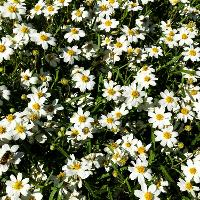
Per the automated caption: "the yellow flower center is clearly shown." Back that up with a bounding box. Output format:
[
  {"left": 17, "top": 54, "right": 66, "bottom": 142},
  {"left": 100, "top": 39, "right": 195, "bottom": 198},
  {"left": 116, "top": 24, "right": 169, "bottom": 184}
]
[
  {"left": 34, "top": 4, "right": 41, "bottom": 11},
  {"left": 115, "top": 112, "right": 122, "bottom": 118},
  {"left": 21, "top": 26, "right": 29, "bottom": 33},
  {"left": 165, "top": 96, "right": 174, "bottom": 103},
  {"left": 12, "top": 0, "right": 20, "bottom": 3},
  {"left": 105, "top": 37, "right": 110, "bottom": 44},
  {"left": 152, "top": 47, "right": 159, "bottom": 53},
  {"left": 71, "top": 28, "right": 79, "bottom": 34},
  {"left": 163, "top": 131, "right": 172, "bottom": 139},
  {"left": 144, "top": 76, "right": 151, "bottom": 82},
  {"left": 107, "top": 117, "right": 114, "bottom": 124},
  {"left": 67, "top": 49, "right": 75, "bottom": 56},
  {"left": 6, "top": 114, "right": 15, "bottom": 122},
  {"left": 40, "top": 75, "right": 47, "bottom": 82},
  {"left": 125, "top": 142, "right": 131, "bottom": 147},
  {"left": 111, "top": 142, "right": 118, "bottom": 149},
  {"left": 131, "top": 90, "right": 139, "bottom": 98},
  {"left": 29, "top": 113, "right": 39, "bottom": 121},
  {"left": 70, "top": 162, "right": 81, "bottom": 170},
  {"left": 190, "top": 90, "right": 198, "bottom": 96},
  {"left": 75, "top": 9, "right": 82, "bottom": 17},
  {"left": 0, "top": 45, "right": 6, "bottom": 53},
  {"left": 105, "top": 20, "right": 112, "bottom": 27},
  {"left": 40, "top": 34, "right": 49, "bottom": 41},
  {"left": 128, "top": 29, "right": 136, "bottom": 36},
  {"left": 8, "top": 5, "right": 17, "bottom": 13},
  {"left": 47, "top": 5, "right": 54, "bottom": 12},
  {"left": 119, "top": 156, "right": 127, "bottom": 166},
  {"left": 155, "top": 114, "right": 164, "bottom": 121},
  {"left": 57, "top": 172, "right": 65, "bottom": 179},
  {"left": 23, "top": 75, "right": 30, "bottom": 80},
  {"left": 188, "top": 49, "right": 197, "bottom": 56},
  {"left": 109, "top": 0, "right": 115, "bottom": 3},
  {"left": 59, "top": 0, "right": 65, "bottom": 3},
  {"left": 136, "top": 166, "right": 145, "bottom": 173},
  {"left": 169, "top": 31, "right": 175, "bottom": 36},
  {"left": 127, "top": 47, "right": 133, "bottom": 54},
  {"left": 185, "top": 182, "right": 192, "bottom": 190},
  {"left": 83, "top": 127, "right": 90, "bottom": 134},
  {"left": 12, "top": 181, "right": 23, "bottom": 190},
  {"left": 115, "top": 42, "right": 123, "bottom": 48},
  {"left": 166, "top": 36, "right": 173, "bottom": 42},
  {"left": 142, "top": 65, "right": 148, "bottom": 71},
  {"left": 15, "top": 124, "right": 25, "bottom": 134},
  {"left": 100, "top": 4, "right": 108, "bottom": 11},
  {"left": 32, "top": 103, "right": 40, "bottom": 111},
  {"left": 134, "top": 48, "right": 141, "bottom": 54},
  {"left": 144, "top": 192, "right": 153, "bottom": 200},
  {"left": 78, "top": 116, "right": 86, "bottom": 123},
  {"left": 130, "top": 3, "right": 137, "bottom": 8},
  {"left": 71, "top": 129, "right": 79, "bottom": 136},
  {"left": 182, "top": 33, "right": 188, "bottom": 39},
  {"left": 189, "top": 167, "right": 197, "bottom": 175},
  {"left": 181, "top": 108, "right": 189, "bottom": 115},
  {"left": 81, "top": 75, "right": 89, "bottom": 83},
  {"left": 137, "top": 146, "right": 145, "bottom": 154},
  {"left": 37, "top": 92, "right": 44, "bottom": 98},
  {"left": 112, "top": 152, "right": 120, "bottom": 160},
  {"left": 0, "top": 126, "right": 6, "bottom": 134},
  {"left": 107, "top": 88, "right": 116, "bottom": 96},
  {"left": 156, "top": 180, "right": 161, "bottom": 188}
]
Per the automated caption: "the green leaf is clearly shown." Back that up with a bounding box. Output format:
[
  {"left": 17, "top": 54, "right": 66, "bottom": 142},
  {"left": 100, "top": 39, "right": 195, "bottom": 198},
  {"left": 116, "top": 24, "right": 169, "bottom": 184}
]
[
  {"left": 148, "top": 150, "right": 155, "bottom": 165},
  {"left": 49, "top": 187, "right": 58, "bottom": 200},
  {"left": 84, "top": 181, "right": 98, "bottom": 199},
  {"left": 160, "top": 165, "right": 174, "bottom": 183},
  {"left": 107, "top": 185, "right": 113, "bottom": 200}
]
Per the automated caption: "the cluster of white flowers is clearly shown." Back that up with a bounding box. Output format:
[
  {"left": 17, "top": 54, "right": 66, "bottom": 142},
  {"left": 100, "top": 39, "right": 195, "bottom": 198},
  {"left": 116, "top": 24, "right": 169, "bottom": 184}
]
[{"left": 0, "top": 0, "right": 200, "bottom": 199}]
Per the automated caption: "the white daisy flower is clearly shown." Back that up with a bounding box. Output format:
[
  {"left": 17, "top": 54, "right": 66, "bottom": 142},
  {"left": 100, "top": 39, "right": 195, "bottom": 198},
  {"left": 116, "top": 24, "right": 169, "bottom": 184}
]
[
  {"left": 147, "top": 46, "right": 163, "bottom": 58},
  {"left": 99, "top": 113, "right": 120, "bottom": 130},
  {"left": 43, "top": 4, "right": 59, "bottom": 17},
  {"left": 159, "top": 89, "right": 179, "bottom": 111},
  {"left": 102, "top": 80, "right": 121, "bottom": 101},
  {"left": 182, "top": 46, "right": 200, "bottom": 62},
  {"left": 64, "top": 27, "right": 85, "bottom": 43},
  {"left": 128, "top": 158, "right": 152, "bottom": 184},
  {"left": 178, "top": 178, "right": 199, "bottom": 197},
  {"left": 30, "top": 0, "right": 45, "bottom": 17},
  {"left": 134, "top": 183, "right": 160, "bottom": 200},
  {"left": 70, "top": 108, "right": 94, "bottom": 128},
  {"left": 154, "top": 126, "right": 178, "bottom": 148},
  {"left": 181, "top": 159, "right": 200, "bottom": 183},
  {"left": 0, "top": 37, "right": 14, "bottom": 63},
  {"left": 72, "top": 70, "right": 95, "bottom": 92},
  {"left": 31, "top": 31, "right": 56, "bottom": 50},
  {"left": 71, "top": 7, "right": 89, "bottom": 22},
  {"left": 21, "top": 69, "right": 38, "bottom": 87},
  {"left": 98, "top": 18, "right": 119, "bottom": 32},
  {"left": 176, "top": 103, "right": 194, "bottom": 123},
  {"left": 0, "top": 2, "right": 26, "bottom": 21},
  {"left": 62, "top": 154, "right": 92, "bottom": 179},
  {"left": 148, "top": 107, "right": 172, "bottom": 129},
  {"left": 6, "top": 173, "right": 30, "bottom": 198},
  {"left": 12, "top": 120, "right": 34, "bottom": 140},
  {"left": 60, "top": 46, "right": 81, "bottom": 64}
]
